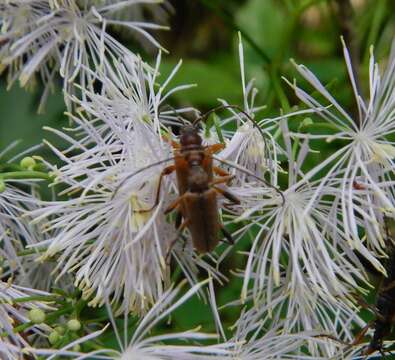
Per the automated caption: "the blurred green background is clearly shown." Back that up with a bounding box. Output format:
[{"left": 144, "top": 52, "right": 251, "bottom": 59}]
[
  {"left": 1, "top": 0, "right": 394, "bottom": 157},
  {"left": 1, "top": 0, "right": 395, "bottom": 347}
]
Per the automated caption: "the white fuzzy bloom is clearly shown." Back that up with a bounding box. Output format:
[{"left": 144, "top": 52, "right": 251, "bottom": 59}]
[
  {"left": 28, "top": 57, "right": 223, "bottom": 314},
  {"left": 229, "top": 121, "right": 374, "bottom": 335},
  {"left": 230, "top": 286, "right": 366, "bottom": 358},
  {"left": 217, "top": 36, "right": 282, "bottom": 186},
  {"left": 70, "top": 52, "right": 195, "bottom": 137},
  {"left": 0, "top": 0, "right": 167, "bottom": 111},
  {"left": 223, "top": 307, "right": 341, "bottom": 360},
  {"left": 29, "top": 119, "right": 176, "bottom": 314},
  {"left": 0, "top": 281, "right": 52, "bottom": 360},
  {"left": 40, "top": 280, "right": 232, "bottom": 360},
  {"left": 285, "top": 38, "right": 395, "bottom": 256},
  {"left": 0, "top": 182, "right": 41, "bottom": 279}
]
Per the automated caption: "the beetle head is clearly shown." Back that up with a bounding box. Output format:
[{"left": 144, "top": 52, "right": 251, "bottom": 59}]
[{"left": 180, "top": 125, "right": 202, "bottom": 147}]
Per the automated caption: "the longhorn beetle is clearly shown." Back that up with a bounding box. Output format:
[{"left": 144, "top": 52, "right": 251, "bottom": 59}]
[{"left": 115, "top": 105, "right": 283, "bottom": 256}]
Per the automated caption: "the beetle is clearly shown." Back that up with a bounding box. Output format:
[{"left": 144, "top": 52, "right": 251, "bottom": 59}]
[
  {"left": 154, "top": 123, "right": 241, "bottom": 254},
  {"left": 114, "top": 105, "right": 282, "bottom": 256}
]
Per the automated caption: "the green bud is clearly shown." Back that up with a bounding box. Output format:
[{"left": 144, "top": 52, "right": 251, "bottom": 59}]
[
  {"left": 72, "top": 344, "right": 81, "bottom": 352},
  {"left": 0, "top": 179, "right": 5, "bottom": 193},
  {"left": 300, "top": 117, "right": 313, "bottom": 129},
  {"left": 48, "top": 331, "right": 60, "bottom": 345},
  {"left": 20, "top": 157, "right": 36, "bottom": 170},
  {"left": 28, "top": 308, "right": 46, "bottom": 324},
  {"left": 54, "top": 326, "right": 66, "bottom": 335},
  {"left": 67, "top": 319, "right": 81, "bottom": 331}
]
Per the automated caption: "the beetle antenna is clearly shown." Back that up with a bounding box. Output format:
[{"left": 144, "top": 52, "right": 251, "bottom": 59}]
[
  {"left": 112, "top": 157, "right": 175, "bottom": 200},
  {"left": 162, "top": 104, "right": 191, "bottom": 126},
  {"left": 194, "top": 104, "right": 252, "bottom": 126},
  {"left": 211, "top": 155, "right": 285, "bottom": 205},
  {"left": 193, "top": 105, "right": 265, "bottom": 139}
]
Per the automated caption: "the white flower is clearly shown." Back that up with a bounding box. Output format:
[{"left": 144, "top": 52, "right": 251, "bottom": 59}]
[
  {"left": 28, "top": 58, "right": 223, "bottom": 314},
  {"left": 215, "top": 35, "right": 282, "bottom": 186},
  {"left": 229, "top": 121, "right": 376, "bottom": 335},
  {"left": 29, "top": 118, "right": 177, "bottom": 314},
  {"left": 224, "top": 307, "right": 337, "bottom": 360},
  {"left": 40, "top": 280, "right": 232, "bottom": 360},
  {"left": 285, "top": 38, "right": 395, "bottom": 255},
  {"left": 0, "top": 182, "right": 41, "bottom": 279},
  {"left": 87, "top": 0, "right": 171, "bottom": 52},
  {"left": 0, "top": 281, "right": 52, "bottom": 360},
  {"left": 69, "top": 52, "right": 195, "bottom": 137},
  {"left": 0, "top": 0, "right": 167, "bottom": 111}
]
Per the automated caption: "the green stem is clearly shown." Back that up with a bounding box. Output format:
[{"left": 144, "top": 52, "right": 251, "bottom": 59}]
[
  {"left": 269, "top": 66, "right": 291, "bottom": 113},
  {"left": 12, "top": 321, "right": 34, "bottom": 335},
  {"left": 7, "top": 295, "right": 60, "bottom": 304},
  {"left": 45, "top": 305, "right": 74, "bottom": 322},
  {"left": 0, "top": 305, "right": 73, "bottom": 337},
  {"left": 17, "top": 247, "right": 47, "bottom": 257},
  {"left": 0, "top": 171, "right": 52, "bottom": 181}
]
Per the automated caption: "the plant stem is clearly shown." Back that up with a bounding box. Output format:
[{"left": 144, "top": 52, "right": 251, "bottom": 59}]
[{"left": 0, "top": 171, "right": 52, "bottom": 181}]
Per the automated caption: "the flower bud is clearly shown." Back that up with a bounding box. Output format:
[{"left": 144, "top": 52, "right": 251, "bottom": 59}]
[
  {"left": 54, "top": 325, "right": 66, "bottom": 335},
  {"left": 67, "top": 319, "right": 81, "bottom": 331},
  {"left": 28, "top": 308, "right": 46, "bottom": 324},
  {"left": 20, "top": 156, "right": 36, "bottom": 170},
  {"left": 48, "top": 331, "right": 60, "bottom": 345}
]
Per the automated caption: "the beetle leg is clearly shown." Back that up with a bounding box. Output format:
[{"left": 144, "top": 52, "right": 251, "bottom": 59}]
[
  {"left": 213, "top": 185, "right": 240, "bottom": 205},
  {"left": 209, "top": 175, "right": 234, "bottom": 186},
  {"left": 220, "top": 225, "right": 234, "bottom": 245},
  {"left": 162, "top": 133, "right": 180, "bottom": 149},
  {"left": 175, "top": 211, "right": 183, "bottom": 229},
  {"left": 164, "top": 194, "right": 186, "bottom": 215},
  {"left": 206, "top": 143, "right": 225, "bottom": 154},
  {"left": 135, "top": 165, "right": 176, "bottom": 213},
  {"left": 213, "top": 166, "right": 230, "bottom": 177},
  {"left": 165, "top": 219, "right": 190, "bottom": 264}
]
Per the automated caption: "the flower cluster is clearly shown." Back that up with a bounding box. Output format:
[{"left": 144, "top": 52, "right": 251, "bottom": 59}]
[
  {"left": 0, "top": 0, "right": 168, "bottom": 111},
  {"left": 0, "top": 281, "right": 53, "bottom": 360},
  {"left": 0, "top": 1, "right": 395, "bottom": 359}
]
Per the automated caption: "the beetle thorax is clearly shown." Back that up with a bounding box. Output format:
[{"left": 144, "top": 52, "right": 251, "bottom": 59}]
[
  {"left": 186, "top": 151, "right": 204, "bottom": 166},
  {"left": 188, "top": 166, "right": 209, "bottom": 191},
  {"left": 180, "top": 125, "right": 202, "bottom": 152}
]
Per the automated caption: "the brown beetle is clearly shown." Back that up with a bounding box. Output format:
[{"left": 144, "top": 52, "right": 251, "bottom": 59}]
[
  {"left": 153, "top": 124, "right": 240, "bottom": 254},
  {"left": 115, "top": 105, "right": 281, "bottom": 256}
]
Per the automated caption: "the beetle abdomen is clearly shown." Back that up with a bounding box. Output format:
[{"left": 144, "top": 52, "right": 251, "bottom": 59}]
[{"left": 183, "top": 189, "right": 220, "bottom": 253}]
